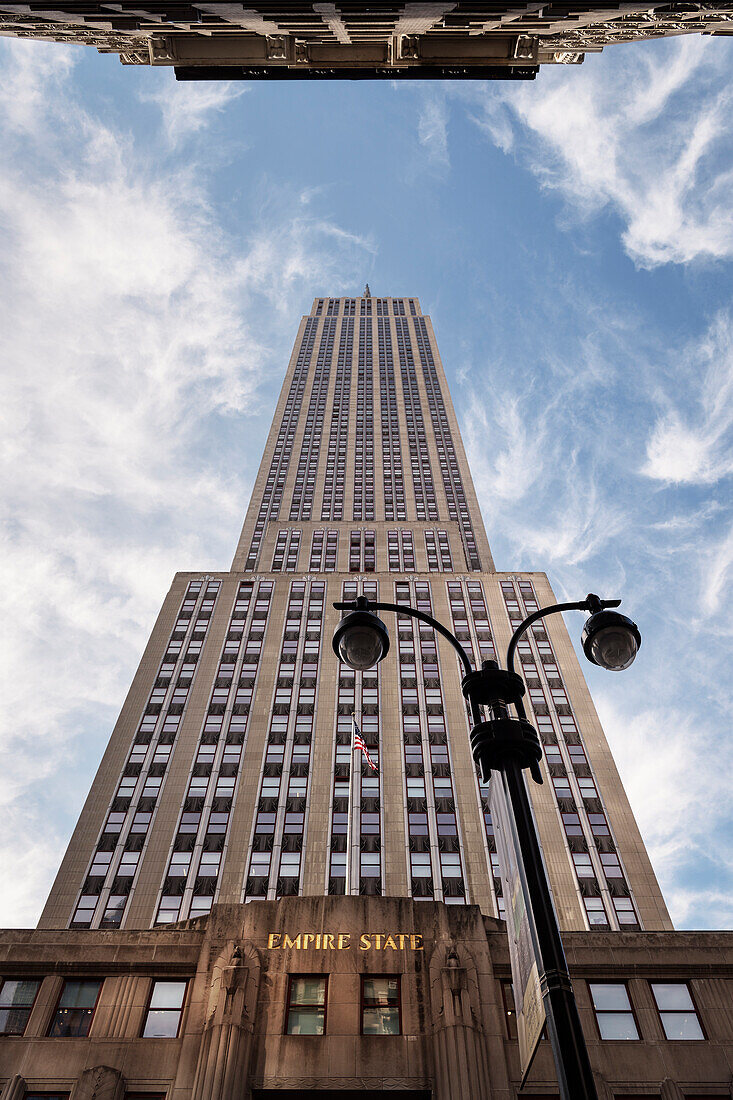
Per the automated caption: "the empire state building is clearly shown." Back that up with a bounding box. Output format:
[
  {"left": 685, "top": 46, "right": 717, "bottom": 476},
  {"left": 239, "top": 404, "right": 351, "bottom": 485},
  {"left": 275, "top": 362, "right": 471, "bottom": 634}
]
[
  {"left": 2, "top": 296, "right": 727, "bottom": 1100},
  {"left": 40, "top": 293, "right": 670, "bottom": 935}
]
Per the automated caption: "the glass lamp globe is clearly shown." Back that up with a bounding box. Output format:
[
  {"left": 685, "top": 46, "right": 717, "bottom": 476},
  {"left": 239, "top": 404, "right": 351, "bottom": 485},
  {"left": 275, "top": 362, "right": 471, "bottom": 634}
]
[
  {"left": 582, "top": 610, "right": 641, "bottom": 672},
  {"left": 332, "top": 610, "right": 390, "bottom": 671}
]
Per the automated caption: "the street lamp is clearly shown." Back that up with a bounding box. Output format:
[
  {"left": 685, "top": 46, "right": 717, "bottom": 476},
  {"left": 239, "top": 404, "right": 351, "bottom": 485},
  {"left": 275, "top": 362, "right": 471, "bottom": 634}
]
[{"left": 332, "top": 591, "right": 640, "bottom": 1100}]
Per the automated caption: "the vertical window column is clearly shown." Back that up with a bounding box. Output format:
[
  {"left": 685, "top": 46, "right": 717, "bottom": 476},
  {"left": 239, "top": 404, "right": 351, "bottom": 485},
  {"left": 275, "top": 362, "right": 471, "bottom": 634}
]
[
  {"left": 353, "top": 316, "right": 375, "bottom": 521},
  {"left": 447, "top": 580, "right": 501, "bottom": 917},
  {"left": 244, "top": 582, "right": 304, "bottom": 899},
  {"left": 245, "top": 581, "right": 324, "bottom": 901},
  {"left": 396, "top": 581, "right": 468, "bottom": 905},
  {"left": 377, "top": 316, "right": 406, "bottom": 521},
  {"left": 272, "top": 531, "right": 287, "bottom": 571},
  {"left": 395, "top": 318, "right": 438, "bottom": 522},
  {"left": 309, "top": 530, "right": 338, "bottom": 572},
  {"left": 387, "top": 530, "right": 400, "bottom": 571},
  {"left": 349, "top": 530, "right": 375, "bottom": 573},
  {"left": 309, "top": 530, "right": 324, "bottom": 572},
  {"left": 73, "top": 579, "right": 221, "bottom": 929},
  {"left": 414, "top": 317, "right": 480, "bottom": 570},
  {"left": 425, "top": 531, "right": 439, "bottom": 571},
  {"left": 322, "top": 316, "right": 353, "bottom": 521},
  {"left": 245, "top": 318, "right": 317, "bottom": 569},
  {"left": 400, "top": 531, "right": 415, "bottom": 571},
  {"left": 154, "top": 581, "right": 267, "bottom": 924},
  {"left": 425, "top": 529, "right": 452, "bottom": 571},
  {"left": 415, "top": 581, "right": 467, "bottom": 904},
  {"left": 290, "top": 319, "right": 335, "bottom": 521},
  {"left": 329, "top": 581, "right": 382, "bottom": 895}
]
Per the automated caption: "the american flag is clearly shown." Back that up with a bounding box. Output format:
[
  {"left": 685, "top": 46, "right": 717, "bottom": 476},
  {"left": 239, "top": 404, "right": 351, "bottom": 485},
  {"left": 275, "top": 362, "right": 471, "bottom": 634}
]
[{"left": 353, "top": 717, "right": 378, "bottom": 772}]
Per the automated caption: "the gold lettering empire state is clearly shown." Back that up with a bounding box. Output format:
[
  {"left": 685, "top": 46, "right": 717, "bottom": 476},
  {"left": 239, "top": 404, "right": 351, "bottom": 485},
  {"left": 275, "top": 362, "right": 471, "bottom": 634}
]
[{"left": 40, "top": 293, "right": 671, "bottom": 935}]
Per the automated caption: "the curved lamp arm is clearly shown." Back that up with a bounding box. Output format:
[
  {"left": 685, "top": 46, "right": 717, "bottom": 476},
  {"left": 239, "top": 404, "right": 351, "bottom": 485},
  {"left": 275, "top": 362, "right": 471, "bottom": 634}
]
[
  {"left": 506, "top": 594, "right": 621, "bottom": 675},
  {"left": 333, "top": 598, "right": 474, "bottom": 678}
]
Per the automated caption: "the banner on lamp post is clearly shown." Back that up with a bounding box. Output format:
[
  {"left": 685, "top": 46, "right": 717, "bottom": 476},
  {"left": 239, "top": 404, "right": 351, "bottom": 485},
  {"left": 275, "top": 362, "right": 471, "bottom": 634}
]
[{"left": 490, "top": 770, "right": 546, "bottom": 1083}]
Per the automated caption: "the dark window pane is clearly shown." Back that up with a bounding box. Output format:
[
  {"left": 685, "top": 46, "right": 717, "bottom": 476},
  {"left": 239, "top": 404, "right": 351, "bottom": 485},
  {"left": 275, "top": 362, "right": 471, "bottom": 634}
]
[
  {"left": 59, "top": 980, "right": 100, "bottom": 1009},
  {"left": 0, "top": 979, "right": 40, "bottom": 1036},
  {"left": 48, "top": 980, "right": 101, "bottom": 1037},
  {"left": 0, "top": 1007, "right": 31, "bottom": 1035},
  {"left": 0, "top": 979, "right": 40, "bottom": 1007}
]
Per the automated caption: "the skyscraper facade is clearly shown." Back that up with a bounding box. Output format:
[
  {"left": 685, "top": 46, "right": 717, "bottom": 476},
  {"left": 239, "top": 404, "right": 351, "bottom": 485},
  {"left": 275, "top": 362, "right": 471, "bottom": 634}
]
[
  {"left": 2, "top": 295, "right": 731, "bottom": 1100},
  {"left": 40, "top": 294, "right": 670, "bottom": 937}
]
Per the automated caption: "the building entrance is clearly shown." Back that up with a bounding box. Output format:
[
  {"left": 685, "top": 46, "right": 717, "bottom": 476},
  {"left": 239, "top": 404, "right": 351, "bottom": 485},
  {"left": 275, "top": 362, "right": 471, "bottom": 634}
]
[{"left": 252, "top": 1092, "right": 431, "bottom": 1099}]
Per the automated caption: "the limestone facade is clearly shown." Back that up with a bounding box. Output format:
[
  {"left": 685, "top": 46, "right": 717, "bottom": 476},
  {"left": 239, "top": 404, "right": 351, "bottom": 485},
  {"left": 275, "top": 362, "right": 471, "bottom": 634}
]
[{"left": 2, "top": 898, "right": 733, "bottom": 1098}]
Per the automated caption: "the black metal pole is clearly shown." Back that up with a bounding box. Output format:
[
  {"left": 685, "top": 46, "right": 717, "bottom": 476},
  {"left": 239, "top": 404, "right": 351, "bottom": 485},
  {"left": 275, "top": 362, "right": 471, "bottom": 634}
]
[{"left": 501, "top": 759, "right": 598, "bottom": 1100}]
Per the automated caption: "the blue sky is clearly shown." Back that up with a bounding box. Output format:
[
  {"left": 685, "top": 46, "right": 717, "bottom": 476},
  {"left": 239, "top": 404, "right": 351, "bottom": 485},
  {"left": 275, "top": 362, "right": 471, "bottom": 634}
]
[{"left": 1, "top": 33, "right": 732, "bottom": 929}]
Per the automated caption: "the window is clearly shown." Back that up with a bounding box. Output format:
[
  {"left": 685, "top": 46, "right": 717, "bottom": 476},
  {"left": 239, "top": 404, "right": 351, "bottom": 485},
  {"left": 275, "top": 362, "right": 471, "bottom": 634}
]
[
  {"left": 0, "top": 978, "right": 40, "bottom": 1035},
  {"left": 572, "top": 852, "right": 595, "bottom": 878},
  {"left": 285, "top": 976, "right": 327, "bottom": 1035},
  {"left": 584, "top": 897, "right": 609, "bottom": 928},
  {"left": 361, "top": 976, "right": 400, "bottom": 1035},
  {"left": 589, "top": 983, "right": 638, "bottom": 1040},
  {"left": 651, "top": 983, "right": 704, "bottom": 1040},
  {"left": 142, "top": 980, "right": 188, "bottom": 1037},
  {"left": 47, "top": 979, "right": 102, "bottom": 1037}
]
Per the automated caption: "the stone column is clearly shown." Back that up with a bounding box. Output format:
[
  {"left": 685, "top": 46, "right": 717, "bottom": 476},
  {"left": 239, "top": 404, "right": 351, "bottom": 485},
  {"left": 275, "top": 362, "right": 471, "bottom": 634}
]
[
  {"left": 96, "top": 975, "right": 141, "bottom": 1038},
  {"left": 430, "top": 947, "right": 491, "bottom": 1100},
  {"left": 190, "top": 943, "right": 260, "bottom": 1100},
  {"left": 1, "top": 1076, "right": 26, "bottom": 1100}
]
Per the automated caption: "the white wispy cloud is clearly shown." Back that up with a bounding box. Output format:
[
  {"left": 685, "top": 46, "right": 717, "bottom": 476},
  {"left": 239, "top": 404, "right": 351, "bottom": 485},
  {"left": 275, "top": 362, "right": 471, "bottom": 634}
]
[
  {"left": 466, "top": 397, "right": 546, "bottom": 502},
  {"left": 141, "top": 76, "right": 247, "bottom": 146},
  {"left": 642, "top": 311, "right": 733, "bottom": 485},
  {"left": 0, "top": 32, "right": 75, "bottom": 132},
  {"left": 595, "top": 691, "right": 733, "bottom": 929},
  {"left": 0, "top": 38, "right": 374, "bottom": 926},
  {"left": 417, "top": 91, "right": 449, "bottom": 168},
  {"left": 456, "top": 34, "right": 733, "bottom": 267},
  {"left": 699, "top": 521, "right": 733, "bottom": 620},
  {"left": 460, "top": 279, "right": 733, "bottom": 928}
]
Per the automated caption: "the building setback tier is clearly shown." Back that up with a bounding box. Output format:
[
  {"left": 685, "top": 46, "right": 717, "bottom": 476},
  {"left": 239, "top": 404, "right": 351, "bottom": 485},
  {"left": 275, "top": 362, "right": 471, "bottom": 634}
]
[
  {"left": 39, "top": 296, "right": 671, "bottom": 937},
  {"left": 1, "top": 898, "right": 732, "bottom": 1098}
]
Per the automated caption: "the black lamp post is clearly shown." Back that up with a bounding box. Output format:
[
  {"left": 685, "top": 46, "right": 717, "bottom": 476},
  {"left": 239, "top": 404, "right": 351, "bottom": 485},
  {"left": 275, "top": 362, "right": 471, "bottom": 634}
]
[{"left": 332, "top": 591, "right": 640, "bottom": 1100}]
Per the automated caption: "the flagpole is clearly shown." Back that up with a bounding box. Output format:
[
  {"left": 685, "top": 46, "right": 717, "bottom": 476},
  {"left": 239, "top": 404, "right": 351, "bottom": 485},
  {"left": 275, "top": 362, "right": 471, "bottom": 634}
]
[{"left": 345, "top": 712, "right": 357, "bottom": 897}]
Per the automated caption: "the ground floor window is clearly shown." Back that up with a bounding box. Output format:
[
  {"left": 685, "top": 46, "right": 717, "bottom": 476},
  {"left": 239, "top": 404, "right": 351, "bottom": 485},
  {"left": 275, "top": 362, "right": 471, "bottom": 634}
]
[
  {"left": 0, "top": 979, "right": 41, "bottom": 1036},
  {"left": 47, "top": 979, "right": 102, "bottom": 1038},
  {"left": 285, "top": 975, "right": 327, "bottom": 1035},
  {"left": 361, "top": 975, "right": 400, "bottom": 1035},
  {"left": 142, "top": 980, "right": 188, "bottom": 1038}
]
